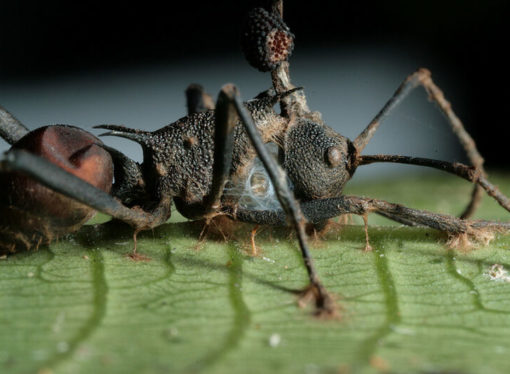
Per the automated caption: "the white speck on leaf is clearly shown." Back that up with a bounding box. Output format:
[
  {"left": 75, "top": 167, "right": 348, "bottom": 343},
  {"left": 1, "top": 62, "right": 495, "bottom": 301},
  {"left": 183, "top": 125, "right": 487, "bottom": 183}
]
[
  {"left": 32, "top": 349, "right": 48, "bottom": 361},
  {"left": 487, "top": 264, "right": 510, "bottom": 282},
  {"left": 167, "top": 327, "right": 179, "bottom": 337},
  {"left": 52, "top": 312, "right": 66, "bottom": 333},
  {"left": 268, "top": 333, "right": 281, "bottom": 347},
  {"left": 390, "top": 325, "right": 415, "bottom": 335},
  {"left": 57, "top": 341, "right": 69, "bottom": 353},
  {"left": 305, "top": 363, "right": 320, "bottom": 374}
]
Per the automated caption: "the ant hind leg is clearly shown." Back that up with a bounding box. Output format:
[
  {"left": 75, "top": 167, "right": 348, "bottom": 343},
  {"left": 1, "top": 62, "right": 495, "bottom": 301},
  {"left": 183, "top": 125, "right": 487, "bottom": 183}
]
[{"left": 0, "top": 105, "right": 29, "bottom": 144}]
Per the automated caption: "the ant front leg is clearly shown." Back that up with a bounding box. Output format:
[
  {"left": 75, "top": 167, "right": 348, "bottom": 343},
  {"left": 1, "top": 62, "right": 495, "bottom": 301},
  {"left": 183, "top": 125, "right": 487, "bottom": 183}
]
[
  {"left": 223, "top": 84, "right": 337, "bottom": 318},
  {"left": 358, "top": 154, "right": 510, "bottom": 213},
  {"left": 354, "top": 68, "right": 485, "bottom": 219}
]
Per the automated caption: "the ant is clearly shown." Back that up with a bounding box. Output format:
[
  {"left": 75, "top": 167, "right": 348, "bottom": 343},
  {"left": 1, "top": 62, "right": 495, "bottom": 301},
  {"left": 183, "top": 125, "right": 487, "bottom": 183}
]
[{"left": 1, "top": 0, "right": 510, "bottom": 317}]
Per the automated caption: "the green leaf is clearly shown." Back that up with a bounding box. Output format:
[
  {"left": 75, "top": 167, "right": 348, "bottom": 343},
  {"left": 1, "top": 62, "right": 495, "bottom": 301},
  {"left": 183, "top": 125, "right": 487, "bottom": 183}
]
[{"left": 2, "top": 173, "right": 510, "bottom": 374}]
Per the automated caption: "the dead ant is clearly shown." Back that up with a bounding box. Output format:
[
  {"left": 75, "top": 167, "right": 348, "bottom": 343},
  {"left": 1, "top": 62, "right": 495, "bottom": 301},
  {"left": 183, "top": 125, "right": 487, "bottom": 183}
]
[{"left": 1, "top": 0, "right": 510, "bottom": 317}]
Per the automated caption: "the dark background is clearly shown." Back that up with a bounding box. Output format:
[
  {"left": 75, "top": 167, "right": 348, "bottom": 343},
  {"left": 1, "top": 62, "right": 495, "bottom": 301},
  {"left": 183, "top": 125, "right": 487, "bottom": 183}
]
[{"left": 1, "top": 0, "right": 509, "bottom": 167}]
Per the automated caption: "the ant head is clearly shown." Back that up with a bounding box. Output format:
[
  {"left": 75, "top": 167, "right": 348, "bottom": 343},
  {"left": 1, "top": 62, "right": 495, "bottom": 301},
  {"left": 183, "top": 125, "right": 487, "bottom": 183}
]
[{"left": 283, "top": 119, "right": 356, "bottom": 200}]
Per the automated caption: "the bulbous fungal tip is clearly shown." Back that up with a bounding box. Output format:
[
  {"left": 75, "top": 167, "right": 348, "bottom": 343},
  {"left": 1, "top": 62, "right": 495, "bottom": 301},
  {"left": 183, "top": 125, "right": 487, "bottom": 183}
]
[{"left": 241, "top": 7, "right": 294, "bottom": 72}]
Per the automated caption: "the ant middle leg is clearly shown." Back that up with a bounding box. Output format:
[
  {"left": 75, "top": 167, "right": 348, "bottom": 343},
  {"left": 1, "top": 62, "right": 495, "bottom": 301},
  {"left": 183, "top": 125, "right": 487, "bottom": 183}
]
[
  {"left": 171, "top": 84, "right": 239, "bottom": 222},
  {"left": 224, "top": 84, "right": 337, "bottom": 317}
]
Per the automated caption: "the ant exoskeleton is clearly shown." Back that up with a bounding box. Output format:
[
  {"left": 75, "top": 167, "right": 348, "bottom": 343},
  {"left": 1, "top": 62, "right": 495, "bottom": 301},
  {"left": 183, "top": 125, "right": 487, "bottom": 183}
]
[{"left": 1, "top": 1, "right": 510, "bottom": 317}]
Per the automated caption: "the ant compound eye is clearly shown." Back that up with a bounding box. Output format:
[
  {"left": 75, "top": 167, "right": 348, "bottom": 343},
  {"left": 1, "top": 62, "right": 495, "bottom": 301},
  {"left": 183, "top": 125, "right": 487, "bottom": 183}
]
[
  {"left": 326, "top": 146, "right": 343, "bottom": 167},
  {"left": 241, "top": 7, "right": 294, "bottom": 72}
]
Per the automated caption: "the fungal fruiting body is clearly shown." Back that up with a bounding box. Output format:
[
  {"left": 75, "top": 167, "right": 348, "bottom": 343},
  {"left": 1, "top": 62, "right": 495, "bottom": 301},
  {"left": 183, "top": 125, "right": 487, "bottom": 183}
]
[{"left": 241, "top": 7, "right": 294, "bottom": 72}]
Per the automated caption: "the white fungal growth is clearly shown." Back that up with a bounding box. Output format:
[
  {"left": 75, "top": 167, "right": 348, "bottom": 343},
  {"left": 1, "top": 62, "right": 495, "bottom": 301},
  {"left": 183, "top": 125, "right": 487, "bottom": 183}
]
[
  {"left": 487, "top": 264, "right": 510, "bottom": 282},
  {"left": 225, "top": 146, "right": 293, "bottom": 210}
]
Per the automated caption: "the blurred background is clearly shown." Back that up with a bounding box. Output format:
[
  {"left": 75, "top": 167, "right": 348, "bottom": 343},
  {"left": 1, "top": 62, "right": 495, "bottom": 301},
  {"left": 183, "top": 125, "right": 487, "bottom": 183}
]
[{"left": 1, "top": 0, "right": 509, "bottom": 180}]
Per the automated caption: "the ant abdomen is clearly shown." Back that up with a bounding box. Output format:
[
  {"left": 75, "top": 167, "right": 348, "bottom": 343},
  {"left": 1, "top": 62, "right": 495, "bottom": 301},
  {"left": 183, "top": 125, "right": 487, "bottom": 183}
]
[{"left": 0, "top": 125, "right": 113, "bottom": 253}]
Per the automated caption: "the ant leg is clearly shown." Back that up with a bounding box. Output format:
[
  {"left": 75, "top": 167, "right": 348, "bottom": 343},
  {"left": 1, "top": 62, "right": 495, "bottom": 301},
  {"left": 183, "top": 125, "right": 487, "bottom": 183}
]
[
  {"left": 100, "top": 145, "right": 148, "bottom": 205},
  {"left": 374, "top": 211, "right": 419, "bottom": 227},
  {"left": 250, "top": 224, "right": 261, "bottom": 256},
  {"left": 225, "top": 84, "right": 337, "bottom": 317},
  {"left": 0, "top": 105, "right": 29, "bottom": 144},
  {"left": 231, "top": 196, "right": 510, "bottom": 247},
  {"left": 172, "top": 85, "right": 239, "bottom": 220},
  {"left": 354, "top": 68, "right": 485, "bottom": 219},
  {"left": 362, "top": 214, "right": 372, "bottom": 252},
  {"left": 358, "top": 155, "right": 510, "bottom": 213},
  {"left": 200, "top": 87, "right": 239, "bottom": 215},
  {"left": 0, "top": 149, "right": 164, "bottom": 232},
  {"left": 338, "top": 196, "right": 510, "bottom": 247},
  {"left": 185, "top": 84, "right": 215, "bottom": 115}
]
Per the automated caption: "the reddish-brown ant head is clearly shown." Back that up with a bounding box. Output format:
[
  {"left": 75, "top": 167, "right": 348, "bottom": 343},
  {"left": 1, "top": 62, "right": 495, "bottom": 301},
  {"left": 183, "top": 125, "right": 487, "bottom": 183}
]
[
  {"left": 283, "top": 120, "right": 356, "bottom": 200},
  {"left": 0, "top": 125, "right": 113, "bottom": 253}
]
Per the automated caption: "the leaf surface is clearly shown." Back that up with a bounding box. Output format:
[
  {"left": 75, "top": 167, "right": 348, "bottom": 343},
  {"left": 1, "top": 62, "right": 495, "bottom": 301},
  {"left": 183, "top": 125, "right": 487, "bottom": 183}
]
[{"left": 2, "top": 174, "right": 510, "bottom": 374}]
